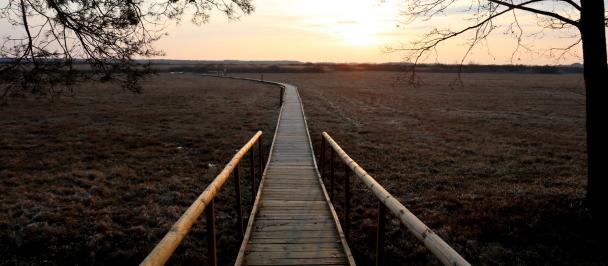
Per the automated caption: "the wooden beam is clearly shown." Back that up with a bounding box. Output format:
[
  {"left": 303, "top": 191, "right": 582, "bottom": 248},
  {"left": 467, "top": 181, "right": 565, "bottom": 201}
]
[{"left": 323, "top": 132, "right": 471, "bottom": 266}]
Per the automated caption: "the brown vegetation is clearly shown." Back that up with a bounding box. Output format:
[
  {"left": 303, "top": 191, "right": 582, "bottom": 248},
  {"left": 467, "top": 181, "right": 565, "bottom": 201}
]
[
  {"left": 240, "top": 71, "right": 598, "bottom": 265},
  {"left": 0, "top": 74, "right": 278, "bottom": 265},
  {"left": 1, "top": 71, "right": 601, "bottom": 265}
]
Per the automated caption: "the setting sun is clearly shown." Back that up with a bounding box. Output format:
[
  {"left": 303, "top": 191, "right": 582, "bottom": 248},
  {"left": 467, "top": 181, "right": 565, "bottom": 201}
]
[
  {"left": 316, "top": 0, "right": 398, "bottom": 47},
  {"left": 333, "top": 21, "right": 381, "bottom": 46}
]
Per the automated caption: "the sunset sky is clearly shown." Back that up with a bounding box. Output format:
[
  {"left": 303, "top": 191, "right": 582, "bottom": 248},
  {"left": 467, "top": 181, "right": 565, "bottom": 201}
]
[
  {"left": 0, "top": 0, "right": 586, "bottom": 64},
  {"left": 156, "top": 0, "right": 584, "bottom": 64}
]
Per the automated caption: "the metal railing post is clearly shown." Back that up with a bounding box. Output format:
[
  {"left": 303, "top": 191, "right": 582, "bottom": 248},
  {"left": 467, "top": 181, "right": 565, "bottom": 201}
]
[
  {"left": 321, "top": 132, "right": 471, "bottom": 266},
  {"left": 344, "top": 162, "right": 351, "bottom": 240},
  {"left": 258, "top": 136, "right": 264, "bottom": 177},
  {"left": 320, "top": 136, "right": 326, "bottom": 177},
  {"left": 376, "top": 202, "right": 386, "bottom": 266},
  {"left": 249, "top": 149, "right": 256, "bottom": 205},
  {"left": 234, "top": 164, "right": 244, "bottom": 239},
  {"left": 330, "top": 148, "right": 335, "bottom": 199},
  {"left": 206, "top": 199, "right": 217, "bottom": 266},
  {"left": 140, "top": 131, "right": 263, "bottom": 266},
  {"left": 280, "top": 86, "right": 284, "bottom": 106}
]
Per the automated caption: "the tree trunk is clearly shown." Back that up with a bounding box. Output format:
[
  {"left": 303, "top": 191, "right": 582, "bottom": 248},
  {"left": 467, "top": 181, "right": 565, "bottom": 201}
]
[{"left": 579, "top": 0, "right": 607, "bottom": 224}]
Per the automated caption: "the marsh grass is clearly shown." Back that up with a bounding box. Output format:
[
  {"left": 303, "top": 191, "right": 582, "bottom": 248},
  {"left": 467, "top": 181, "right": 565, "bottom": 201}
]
[
  {"left": 0, "top": 74, "right": 278, "bottom": 265},
  {"left": 239, "top": 71, "right": 596, "bottom": 265}
]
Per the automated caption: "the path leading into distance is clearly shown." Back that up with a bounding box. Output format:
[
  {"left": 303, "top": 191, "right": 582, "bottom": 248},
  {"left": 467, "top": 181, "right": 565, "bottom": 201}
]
[{"left": 234, "top": 81, "right": 355, "bottom": 266}]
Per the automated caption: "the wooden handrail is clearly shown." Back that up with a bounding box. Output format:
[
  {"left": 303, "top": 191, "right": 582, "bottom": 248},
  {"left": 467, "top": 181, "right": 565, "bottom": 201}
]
[
  {"left": 321, "top": 132, "right": 471, "bottom": 266},
  {"left": 141, "top": 131, "right": 264, "bottom": 266}
]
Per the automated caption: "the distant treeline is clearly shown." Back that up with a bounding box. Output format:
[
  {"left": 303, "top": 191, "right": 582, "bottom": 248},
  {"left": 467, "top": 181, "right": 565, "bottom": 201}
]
[
  {"left": 165, "top": 63, "right": 583, "bottom": 74},
  {"left": 413, "top": 63, "right": 583, "bottom": 74},
  {"left": 166, "top": 64, "right": 325, "bottom": 73},
  {"left": 1, "top": 58, "right": 582, "bottom": 74}
]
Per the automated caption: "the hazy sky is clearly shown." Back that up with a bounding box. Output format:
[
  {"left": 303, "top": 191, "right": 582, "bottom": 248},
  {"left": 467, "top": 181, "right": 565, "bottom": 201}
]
[
  {"left": 155, "top": 0, "right": 585, "bottom": 64},
  {"left": 0, "top": 0, "right": 587, "bottom": 64}
]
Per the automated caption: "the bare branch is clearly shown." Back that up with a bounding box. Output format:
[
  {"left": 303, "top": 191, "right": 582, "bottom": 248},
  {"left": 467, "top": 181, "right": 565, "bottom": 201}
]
[
  {"left": 1, "top": 0, "right": 255, "bottom": 100},
  {"left": 487, "top": 0, "right": 579, "bottom": 27}
]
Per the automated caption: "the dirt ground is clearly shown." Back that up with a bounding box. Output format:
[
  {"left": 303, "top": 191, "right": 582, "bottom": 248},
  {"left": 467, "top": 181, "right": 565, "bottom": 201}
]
[
  {"left": 240, "top": 71, "right": 597, "bottom": 265},
  {"left": 0, "top": 74, "right": 279, "bottom": 265}
]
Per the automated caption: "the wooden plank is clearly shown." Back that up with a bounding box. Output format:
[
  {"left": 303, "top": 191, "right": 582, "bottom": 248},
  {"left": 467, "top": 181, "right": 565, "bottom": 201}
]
[
  {"left": 246, "top": 243, "right": 342, "bottom": 252},
  {"left": 236, "top": 83, "right": 353, "bottom": 266},
  {"left": 244, "top": 257, "right": 347, "bottom": 265},
  {"left": 256, "top": 213, "right": 332, "bottom": 219},
  {"left": 253, "top": 220, "right": 335, "bottom": 226},
  {"left": 260, "top": 200, "right": 327, "bottom": 207},
  {"left": 257, "top": 210, "right": 328, "bottom": 215},
  {"left": 253, "top": 224, "right": 336, "bottom": 232},
  {"left": 263, "top": 184, "right": 319, "bottom": 188},
  {"left": 256, "top": 208, "right": 330, "bottom": 213},
  {"left": 260, "top": 196, "right": 325, "bottom": 201},
  {"left": 244, "top": 251, "right": 346, "bottom": 259},
  {"left": 260, "top": 206, "right": 329, "bottom": 211},
  {"left": 250, "top": 230, "right": 338, "bottom": 239},
  {"left": 261, "top": 193, "right": 324, "bottom": 198},
  {"left": 261, "top": 189, "right": 324, "bottom": 195},
  {"left": 248, "top": 238, "right": 341, "bottom": 245}
]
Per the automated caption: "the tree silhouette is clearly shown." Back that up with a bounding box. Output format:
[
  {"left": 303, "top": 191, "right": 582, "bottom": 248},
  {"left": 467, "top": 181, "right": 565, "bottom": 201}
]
[
  {"left": 0, "top": 0, "right": 253, "bottom": 99},
  {"left": 396, "top": 0, "right": 606, "bottom": 223}
]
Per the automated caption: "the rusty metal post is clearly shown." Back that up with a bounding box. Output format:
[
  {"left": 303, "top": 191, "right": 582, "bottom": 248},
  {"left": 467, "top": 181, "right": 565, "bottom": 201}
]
[
  {"left": 330, "top": 148, "right": 335, "bottom": 199},
  {"left": 344, "top": 163, "right": 350, "bottom": 241},
  {"left": 320, "top": 137, "right": 326, "bottom": 177},
  {"left": 249, "top": 149, "right": 255, "bottom": 205},
  {"left": 234, "top": 164, "right": 244, "bottom": 239},
  {"left": 205, "top": 199, "right": 217, "bottom": 266},
  {"left": 376, "top": 202, "right": 386, "bottom": 266},
  {"left": 258, "top": 136, "right": 264, "bottom": 178}
]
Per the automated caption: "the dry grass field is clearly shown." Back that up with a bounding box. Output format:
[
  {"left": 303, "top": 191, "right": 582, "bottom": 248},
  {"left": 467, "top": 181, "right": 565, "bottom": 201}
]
[
  {"left": 0, "top": 74, "right": 279, "bottom": 265},
  {"left": 1, "top": 71, "right": 600, "bottom": 265},
  {"left": 241, "top": 71, "right": 596, "bottom": 265}
]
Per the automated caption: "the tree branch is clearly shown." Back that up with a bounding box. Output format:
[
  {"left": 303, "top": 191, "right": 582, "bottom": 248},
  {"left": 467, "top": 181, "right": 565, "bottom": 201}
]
[
  {"left": 560, "top": 0, "right": 581, "bottom": 11},
  {"left": 487, "top": 0, "right": 580, "bottom": 27}
]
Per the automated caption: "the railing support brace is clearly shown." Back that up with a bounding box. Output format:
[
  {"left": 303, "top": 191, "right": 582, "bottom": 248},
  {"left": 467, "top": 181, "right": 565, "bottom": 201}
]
[
  {"left": 140, "top": 131, "right": 263, "bottom": 266},
  {"left": 320, "top": 137, "right": 326, "bottom": 177},
  {"left": 376, "top": 202, "right": 386, "bottom": 266},
  {"left": 258, "top": 136, "right": 264, "bottom": 179},
  {"left": 344, "top": 163, "right": 351, "bottom": 241},
  {"left": 280, "top": 86, "right": 284, "bottom": 106},
  {"left": 249, "top": 149, "right": 256, "bottom": 205},
  {"left": 206, "top": 199, "right": 217, "bottom": 266},
  {"left": 234, "top": 165, "right": 244, "bottom": 239},
  {"left": 330, "top": 148, "right": 335, "bottom": 199}
]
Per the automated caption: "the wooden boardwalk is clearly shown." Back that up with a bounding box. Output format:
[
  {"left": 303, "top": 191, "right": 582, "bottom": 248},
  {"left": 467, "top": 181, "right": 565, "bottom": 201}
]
[{"left": 236, "top": 83, "right": 354, "bottom": 265}]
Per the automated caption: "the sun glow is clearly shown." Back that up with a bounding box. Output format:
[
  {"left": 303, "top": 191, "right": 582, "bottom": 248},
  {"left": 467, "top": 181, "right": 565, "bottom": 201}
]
[
  {"left": 335, "top": 21, "right": 381, "bottom": 46},
  {"left": 300, "top": 0, "right": 400, "bottom": 47}
]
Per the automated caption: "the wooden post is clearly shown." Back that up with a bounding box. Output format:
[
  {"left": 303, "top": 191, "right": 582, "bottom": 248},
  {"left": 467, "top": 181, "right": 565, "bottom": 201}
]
[
  {"left": 330, "top": 148, "right": 335, "bottom": 199},
  {"left": 280, "top": 86, "right": 284, "bottom": 106},
  {"left": 320, "top": 137, "right": 326, "bottom": 177},
  {"left": 344, "top": 163, "right": 350, "bottom": 241},
  {"left": 322, "top": 132, "right": 471, "bottom": 266},
  {"left": 234, "top": 164, "right": 244, "bottom": 239},
  {"left": 258, "top": 136, "right": 264, "bottom": 178},
  {"left": 376, "top": 202, "right": 386, "bottom": 266},
  {"left": 140, "top": 131, "right": 263, "bottom": 266},
  {"left": 206, "top": 199, "right": 217, "bottom": 266},
  {"left": 249, "top": 149, "right": 255, "bottom": 205}
]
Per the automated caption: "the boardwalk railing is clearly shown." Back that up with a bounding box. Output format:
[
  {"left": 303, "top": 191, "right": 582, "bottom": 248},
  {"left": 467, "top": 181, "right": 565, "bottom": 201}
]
[
  {"left": 319, "top": 132, "right": 471, "bottom": 266},
  {"left": 141, "top": 131, "right": 266, "bottom": 266}
]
